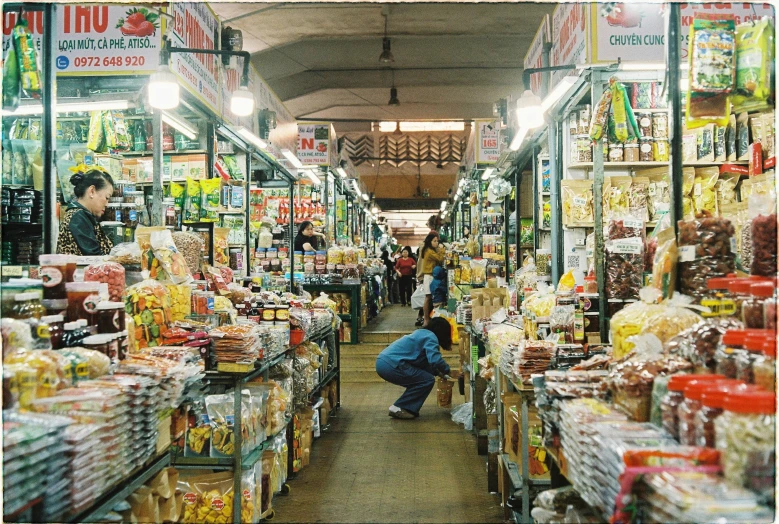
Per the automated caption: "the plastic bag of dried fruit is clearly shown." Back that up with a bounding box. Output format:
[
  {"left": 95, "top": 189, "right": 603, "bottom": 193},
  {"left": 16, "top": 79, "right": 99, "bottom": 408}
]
[
  {"left": 172, "top": 231, "right": 205, "bottom": 275},
  {"left": 748, "top": 192, "right": 777, "bottom": 277}
]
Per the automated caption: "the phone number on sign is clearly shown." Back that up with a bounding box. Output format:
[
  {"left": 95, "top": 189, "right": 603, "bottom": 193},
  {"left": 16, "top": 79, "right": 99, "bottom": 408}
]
[{"left": 73, "top": 56, "right": 146, "bottom": 68}]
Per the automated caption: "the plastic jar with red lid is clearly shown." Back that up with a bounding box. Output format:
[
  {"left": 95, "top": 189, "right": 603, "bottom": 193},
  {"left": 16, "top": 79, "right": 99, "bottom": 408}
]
[
  {"left": 702, "top": 277, "right": 736, "bottom": 317},
  {"left": 737, "top": 332, "right": 776, "bottom": 384},
  {"left": 695, "top": 381, "right": 754, "bottom": 447},
  {"left": 678, "top": 377, "right": 738, "bottom": 445},
  {"left": 743, "top": 281, "right": 776, "bottom": 329},
  {"left": 753, "top": 340, "right": 776, "bottom": 392},
  {"left": 714, "top": 390, "right": 776, "bottom": 497},
  {"left": 727, "top": 279, "right": 754, "bottom": 319},
  {"left": 660, "top": 374, "right": 721, "bottom": 439},
  {"left": 715, "top": 330, "right": 749, "bottom": 378}
]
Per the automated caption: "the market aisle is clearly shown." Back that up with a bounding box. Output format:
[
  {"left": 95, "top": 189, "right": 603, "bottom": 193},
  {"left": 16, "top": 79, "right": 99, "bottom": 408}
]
[{"left": 273, "top": 383, "right": 502, "bottom": 523}]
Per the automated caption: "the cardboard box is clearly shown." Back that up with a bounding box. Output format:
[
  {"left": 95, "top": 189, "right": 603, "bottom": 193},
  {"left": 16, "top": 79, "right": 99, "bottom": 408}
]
[
  {"left": 188, "top": 154, "right": 207, "bottom": 180},
  {"left": 95, "top": 154, "right": 123, "bottom": 181},
  {"left": 156, "top": 415, "right": 172, "bottom": 454},
  {"left": 136, "top": 157, "right": 153, "bottom": 183},
  {"left": 123, "top": 158, "right": 138, "bottom": 183},
  {"left": 171, "top": 155, "right": 188, "bottom": 181}
]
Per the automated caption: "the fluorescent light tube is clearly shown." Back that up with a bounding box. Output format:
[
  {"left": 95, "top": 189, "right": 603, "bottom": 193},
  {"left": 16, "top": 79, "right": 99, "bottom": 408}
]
[
  {"left": 361, "top": 193, "right": 369, "bottom": 201},
  {"left": 378, "top": 121, "right": 465, "bottom": 133},
  {"left": 372, "top": 207, "right": 379, "bottom": 214},
  {"left": 162, "top": 112, "right": 197, "bottom": 140},
  {"left": 481, "top": 167, "right": 495, "bottom": 180},
  {"left": 237, "top": 128, "right": 267, "bottom": 150},
  {"left": 282, "top": 149, "right": 304, "bottom": 169},
  {"left": 440, "top": 201, "right": 447, "bottom": 211},
  {"left": 619, "top": 61, "right": 666, "bottom": 71},
  {"left": 305, "top": 170, "right": 321, "bottom": 185},
  {"left": 509, "top": 127, "right": 530, "bottom": 152},
  {"left": 541, "top": 76, "right": 578, "bottom": 112},
  {"left": 336, "top": 167, "right": 348, "bottom": 178},
  {"left": 2, "top": 99, "right": 131, "bottom": 117}
]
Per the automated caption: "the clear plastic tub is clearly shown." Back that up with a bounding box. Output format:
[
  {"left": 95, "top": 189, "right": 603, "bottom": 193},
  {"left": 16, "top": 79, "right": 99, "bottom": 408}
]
[
  {"left": 678, "top": 377, "right": 735, "bottom": 445},
  {"left": 753, "top": 341, "right": 776, "bottom": 392},
  {"left": 715, "top": 330, "right": 747, "bottom": 379},
  {"left": 660, "top": 374, "right": 718, "bottom": 439}
]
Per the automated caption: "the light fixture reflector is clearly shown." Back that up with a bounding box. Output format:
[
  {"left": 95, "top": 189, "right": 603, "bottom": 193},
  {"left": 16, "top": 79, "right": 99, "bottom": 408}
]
[
  {"left": 237, "top": 128, "right": 267, "bottom": 150},
  {"left": 282, "top": 149, "right": 304, "bottom": 169}
]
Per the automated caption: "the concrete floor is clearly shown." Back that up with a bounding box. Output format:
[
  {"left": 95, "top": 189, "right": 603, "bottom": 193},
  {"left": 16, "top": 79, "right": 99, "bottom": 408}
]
[
  {"left": 272, "top": 306, "right": 502, "bottom": 524},
  {"left": 363, "top": 303, "right": 421, "bottom": 333}
]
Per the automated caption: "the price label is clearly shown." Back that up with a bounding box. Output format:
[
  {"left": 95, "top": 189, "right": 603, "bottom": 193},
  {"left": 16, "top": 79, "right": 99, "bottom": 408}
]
[
  {"left": 2, "top": 266, "right": 23, "bottom": 277},
  {"left": 611, "top": 240, "right": 642, "bottom": 254},
  {"left": 679, "top": 245, "right": 696, "bottom": 262},
  {"left": 623, "top": 218, "right": 644, "bottom": 229},
  {"left": 694, "top": 183, "right": 703, "bottom": 197},
  {"left": 573, "top": 197, "right": 588, "bottom": 206}
]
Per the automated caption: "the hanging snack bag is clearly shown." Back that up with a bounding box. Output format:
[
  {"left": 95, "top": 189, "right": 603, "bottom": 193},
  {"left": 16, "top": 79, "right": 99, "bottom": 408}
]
[
  {"left": 692, "top": 167, "right": 719, "bottom": 217},
  {"left": 110, "top": 112, "right": 131, "bottom": 151},
  {"left": 561, "top": 180, "right": 594, "bottom": 226},
  {"left": 748, "top": 191, "right": 777, "bottom": 277},
  {"left": 12, "top": 18, "right": 42, "bottom": 99},
  {"left": 150, "top": 228, "right": 193, "bottom": 285},
  {"left": 733, "top": 17, "right": 775, "bottom": 109},
  {"left": 686, "top": 15, "right": 736, "bottom": 129},
  {"left": 682, "top": 168, "right": 695, "bottom": 220},
  {"left": 184, "top": 177, "right": 201, "bottom": 224},
  {"left": 87, "top": 111, "right": 106, "bottom": 152},
  {"left": 3, "top": 43, "right": 20, "bottom": 110},
  {"left": 589, "top": 87, "right": 612, "bottom": 141},
  {"left": 200, "top": 178, "right": 221, "bottom": 222},
  {"left": 213, "top": 228, "right": 230, "bottom": 267}
]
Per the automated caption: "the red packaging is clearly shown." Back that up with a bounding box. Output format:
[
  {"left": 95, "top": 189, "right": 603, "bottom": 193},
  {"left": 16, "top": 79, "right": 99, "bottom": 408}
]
[{"left": 749, "top": 142, "right": 763, "bottom": 176}]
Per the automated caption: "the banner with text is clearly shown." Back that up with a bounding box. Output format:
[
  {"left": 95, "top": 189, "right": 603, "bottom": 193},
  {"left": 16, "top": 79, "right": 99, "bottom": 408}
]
[
  {"left": 2, "top": 6, "right": 162, "bottom": 75},
  {"left": 523, "top": 15, "right": 551, "bottom": 95},
  {"left": 591, "top": 2, "right": 775, "bottom": 63},
  {"left": 476, "top": 119, "right": 500, "bottom": 164},
  {"left": 169, "top": 2, "right": 219, "bottom": 114},
  {"left": 297, "top": 123, "right": 331, "bottom": 166},
  {"left": 551, "top": 3, "right": 589, "bottom": 85}
]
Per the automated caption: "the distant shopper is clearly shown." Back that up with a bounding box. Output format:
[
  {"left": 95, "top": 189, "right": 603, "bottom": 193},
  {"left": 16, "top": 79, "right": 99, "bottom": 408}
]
[
  {"left": 462, "top": 225, "right": 470, "bottom": 240},
  {"left": 375, "top": 317, "right": 452, "bottom": 419},
  {"left": 419, "top": 233, "right": 445, "bottom": 327},
  {"left": 394, "top": 247, "right": 416, "bottom": 306},
  {"left": 429, "top": 266, "right": 448, "bottom": 309},
  {"left": 294, "top": 221, "right": 325, "bottom": 253},
  {"left": 57, "top": 166, "right": 115, "bottom": 256},
  {"left": 381, "top": 250, "right": 397, "bottom": 304}
]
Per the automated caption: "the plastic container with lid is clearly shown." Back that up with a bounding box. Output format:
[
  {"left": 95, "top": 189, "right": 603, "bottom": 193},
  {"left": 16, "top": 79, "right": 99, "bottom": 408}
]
[
  {"left": 715, "top": 330, "right": 748, "bottom": 378},
  {"left": 727, "top": 278, "right": 753, "bottom": 319},
  {"left": 660, "top": 374, "right": 721, "bottom": 439},
  {"left": 753, "top": 340, "right": 776, "bottom": 391},
  {"left": 81, "top": 334, "right": 112, "bottom": 356},
  {"left": 702, "top": 277, "right": 736, "bottom": 317},
  {"left": 714, "top": 390, "right": 776, "bottom": 497},
  {"left": 61, "top": 321, "right": 88, "bottom": 348},
  {"left": 639, "top": 139, "right": 654, "bottom": 162},
  {"left": 678, "top": 377, "right": 737, "bottom": 445},
  {"left": 65, "top": 282, "right": 101, "bottom": 324},
  {"left": 695, "top": 381, "right": 753, "bottom": 448},
  {"left": 11, "top": 292, "right": 45, "bottom": 319},
  {"left": 39, "top": 254, "right": 69, "bottom": 300},
  {"left": 737, "top": 332, "right": 776, "bottom": 384},
  {"left": 122, "top": 203, "right": 138, "bottom": 228},
  {"left": 95, "top": 301, "right": 126, "bottom": 334},
  {"left": 608, "top": 143, "right": 624, "bottom": 162},
  {"left": 275, "top": 304, "right": 290, "bottom": 323},
  {"left": 743, "top": 281, "right": 775, "bottom": 328},
  {"left": 41, "top": 314, "right": 65, "bottom": 349},
  {"left": 624, "top": 143, "right": 639, "bottom": 162}
]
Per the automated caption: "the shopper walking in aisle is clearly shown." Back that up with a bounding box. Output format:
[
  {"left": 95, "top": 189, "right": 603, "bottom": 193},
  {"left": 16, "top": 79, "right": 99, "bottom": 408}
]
[
  {"left": 381, "top": 249, "right": 397, "bottom": 304},
  {"left": 57, "top": 165, "right": 115, "bottom": 256},
  {"left": 375, "top": 317, "right": 452, "bottom": 419},
  {"left": 394, "top": 247, "right": 416, "bottom": 306},
  {"left": 294, "top": 220, "right": 326, "bottom": 253},
  {"left": 419, "top": 233, "right": 446, "bottom": 327},
  {"left": 415, "top": 216, "right": 440, "bottom": 326}
]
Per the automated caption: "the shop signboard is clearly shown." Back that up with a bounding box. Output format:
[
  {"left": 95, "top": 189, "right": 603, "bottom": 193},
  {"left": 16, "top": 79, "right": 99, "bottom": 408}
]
[
  {"left": 169, "top": 2, "right": 219, "bottom": 114},
  {"left": 590, "top": 2, "right": 775, "bottom": 63},
  {"left": 551, "top": 3, "right": 589, "bottom": 84},
  {"left": 475, "top": 119, "right": 500, "bottom": 165},
  {"left": 522, "top": 15, "right": 551, "bottom": 95},
  {"left": 2, "top": 5, "right": 162, "bottom": 75},
  {"left": 297, "top": 123, "right": 332, "bottom": 166}
]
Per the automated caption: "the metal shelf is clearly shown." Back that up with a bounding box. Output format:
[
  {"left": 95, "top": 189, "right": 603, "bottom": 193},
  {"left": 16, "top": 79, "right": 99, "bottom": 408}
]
[
  {"left": 67, "top": 452, "right": 170, "bottom": 523},
  {"left": 121, "top": 149, "right": 206, "bottom": 156}
]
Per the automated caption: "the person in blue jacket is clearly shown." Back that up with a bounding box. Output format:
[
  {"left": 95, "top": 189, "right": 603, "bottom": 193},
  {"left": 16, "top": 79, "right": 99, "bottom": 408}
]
[
  {"left": 375, "top": 317, "right": 452, "bottom": 419},
  {"left": 429, "top": 265, "right": 448, "bottom": 309}
]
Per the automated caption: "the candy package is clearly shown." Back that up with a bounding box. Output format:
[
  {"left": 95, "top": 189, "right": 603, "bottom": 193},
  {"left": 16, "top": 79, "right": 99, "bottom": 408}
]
[
  {"left": 150, "top": 228, "right": 193, "bottom": 285},
  {"left": 733, "top": 17, "right": 775, "bottom": 109},
  {"left": 561, "top": 180, "right": 594, "bottom": 226},
  {"left": 125, "top": 279, "right": 172, "bottom": 350},
  {"left": 12, "top": 18, "right": 42, "bottom": 99},
  {"left": 692, "top": 167, "right": 719, "bottom": 217},
  {"left": 200, "top": 178, "right": 221, "bottom": 222},
  {"left": 748, "top": 192, "right": 777, "bottom": 277},
  {"left": 3, "top": 38, "right": 20, "bottom": 110},
  {"left": 213, "top": 227, "right": 230, "bottom": 267},
  {"left": 184, "top": 177, "right": 201, "bottom": 224},
  {"left": 84, "top": 261, "right": 126, "bottom": 302}
]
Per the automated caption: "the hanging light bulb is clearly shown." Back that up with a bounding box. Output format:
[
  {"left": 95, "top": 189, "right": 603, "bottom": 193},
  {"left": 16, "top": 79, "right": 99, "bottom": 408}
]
[
  {"left": 148, "top": 65, "right": 180, "bottom": 110},
  {"left": 516, "top": 89, "right": 544, "bottom": 129},
  {"left": 230, "top": 86, "right": 255, "bottom": 116},
  {"left": 379, "top": 37, "right": 395, "bottom": 63},
  {"left": 388, "top": 86, "right": 400, "bottom": 106}
]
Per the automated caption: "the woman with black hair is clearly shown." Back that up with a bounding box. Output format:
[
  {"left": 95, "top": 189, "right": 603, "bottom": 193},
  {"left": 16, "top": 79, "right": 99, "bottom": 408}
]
[
  {"left": 375, "top": 317, "right": 452, "bottom": 419},
  {"left": 56, "top": 166, "right": 115, "bottom": 256},
  {"left": 294, "top": 220, "right": 326, "bottom": 253}
]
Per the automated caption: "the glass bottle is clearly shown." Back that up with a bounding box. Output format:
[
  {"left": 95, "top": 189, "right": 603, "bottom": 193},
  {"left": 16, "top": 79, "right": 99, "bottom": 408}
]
[{"left": 134, "top": 120, "right": 147, "bottom": 152}]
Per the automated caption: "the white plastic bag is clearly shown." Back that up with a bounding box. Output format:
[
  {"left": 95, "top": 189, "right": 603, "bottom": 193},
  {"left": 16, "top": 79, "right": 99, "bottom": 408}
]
[
  {"left": 410, "top": 285, "right": 426, "bottom": 309},
  {"left": 451, "top": 402, "right": 472, "bottom": 431}
]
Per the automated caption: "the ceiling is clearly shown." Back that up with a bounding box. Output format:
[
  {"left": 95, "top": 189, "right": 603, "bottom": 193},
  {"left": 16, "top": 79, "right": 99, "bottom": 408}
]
[{"left": 211, "top": 2, "right": 555, "bottom": 210}]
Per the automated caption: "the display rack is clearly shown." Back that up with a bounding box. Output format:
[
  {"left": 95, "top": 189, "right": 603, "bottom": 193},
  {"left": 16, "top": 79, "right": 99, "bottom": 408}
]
[{"left": 304, "top": 283, "right": 361, "bottom": 344}]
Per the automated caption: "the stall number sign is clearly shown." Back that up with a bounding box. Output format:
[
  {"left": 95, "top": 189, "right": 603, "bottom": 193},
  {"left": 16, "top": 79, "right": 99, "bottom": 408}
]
[
  {"left": 169, "top": 2, "right": 219, "bottom": 113},
  {"left": 477, "top": 120, "right": 500, "bottom": 164},
  {"left": 297, "top": 124, "right": 330, "bottom": 166},
  {"left": 3, "top": 6, "right": 161, "bottom": 74}
]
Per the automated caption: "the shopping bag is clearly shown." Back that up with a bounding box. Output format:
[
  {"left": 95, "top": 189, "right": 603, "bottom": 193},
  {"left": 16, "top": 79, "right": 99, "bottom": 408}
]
[{"left": 410, "top": 285, "right": 426, "bottom": 309}]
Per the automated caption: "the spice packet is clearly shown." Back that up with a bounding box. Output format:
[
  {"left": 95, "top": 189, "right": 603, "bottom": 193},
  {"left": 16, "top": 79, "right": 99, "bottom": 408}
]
[{"left": 561, "top": 180, "right": 594, "bottom": 226}]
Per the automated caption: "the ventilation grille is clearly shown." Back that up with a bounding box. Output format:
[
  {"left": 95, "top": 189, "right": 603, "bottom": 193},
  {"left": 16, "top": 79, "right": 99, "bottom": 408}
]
[{"left": 342, "top": 133, "right": 466, "bottom": 167}]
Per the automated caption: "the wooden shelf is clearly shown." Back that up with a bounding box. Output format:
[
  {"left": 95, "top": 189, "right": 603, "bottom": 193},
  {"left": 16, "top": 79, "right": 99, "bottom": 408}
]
[{"left": 570, "top": 160, "right": 750, "bottom": 169}]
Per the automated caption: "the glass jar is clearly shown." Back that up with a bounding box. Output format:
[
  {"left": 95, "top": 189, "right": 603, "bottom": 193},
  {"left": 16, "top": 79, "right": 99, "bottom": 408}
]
[
  {"left": 714, "top": 391, "right": 776, "bottom": 499},
  {"left": 576, "top": 136, "right": 593, "bottom": 163},
  {"left": 164, "top": 198, "right": 177, "bottom": 227},
  {"left": 696, "top": 382, "right": 753, "bottom": 448},
  {"left": 11, "top": 292, "right": 45, "bottom": 319},
  {"left": 624, "top": 143, "right": 639, "bottom": 162},
  {"left": 81, "top": 334, "right": 111, "bottom": 356},
  {"left": 106, "top": 203, "right": 122, "bottom": 223},
  {"left": 122, "top": 203, "right": 138, "bottom": 228},
  {"left": 39, "top": 254, "right": 69, "bottom": 300},
  {"left": 117, "top": 330, "right": 128, "bottom": 360},
  {"left": 652, "top": 113, "right": 668, "bottom": 138},
  {"left": 639, "top": 139, "right": 654, "bottom": 162},
  {"left": 743, "top": 282, "right": 775, "bottom": 328},
  {"left": 728, "top": 279, "right": 752, "bottom": 320},
  {"left": 315, "top": 251, "right": 327, "bottom": 266},
  {"left": 96, "top": 301, "right": 125, "bottom": 334},
  {"left": 608, "top": 143, "right": 624, "bottom": 162},
  {"left": 294, "top": 251, "right": 304, "bottom": 267},
  {"left": 262, "top": 305, "right": 276, "bottom": 323},
  {"left": 536, "top": 249, "right": 551, "bottom": 276},
  {"left": 304, "top": 262, "right": 315, "bottom": 274},
  {"left": 754, "top": 341, "right": 776, "bottom": 391},
  {"left": 715, "top": 330, "right": 747, "bottom": 379},
  {"left": 765, "top": 297, "right": 776, "bottom": 330},
  {"left": 637, "top": 113, "right": 652, "bottom": 137},
  {"left": 660, "top": 374, "right": 714, "bottom": 439},
  {"left": 304, "top": 251, "right": 316, "bottom": 265},
  {"left": 42, "top": 314, "right": 64, "bottom": 349},
  {"left": 653, "top": 139, "right": 669, "bottom": 161},
  {"left": 61, "top": 321, "right": 88, "bottom": 348},
  {"left": 275, "top": 304, "right": 289, "bottom": 323},
  {"left": 679, "top": 377, "right": 735, "bottom": 445},
  {"left": 278, "top": 247, "right": 288, "bottom": 259},
  {"left": 65, "top": 256, "right": 77, "bottom": 284}
]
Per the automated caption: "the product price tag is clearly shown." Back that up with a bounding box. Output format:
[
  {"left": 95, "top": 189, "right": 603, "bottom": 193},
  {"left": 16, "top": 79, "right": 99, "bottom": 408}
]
[
  {"left": 694, "top": 183, "right": 703, "bottom": 197},
  {"left": 730, "top": 238, "right": 737, "bottom": 254},
  {"left": 623, "top": 218, "right": 644, "bottom": 229},
  {"left": 678, "top": 245, "right": 696, "bottom": 262},
  {"left": 573, "top": 197, "right": 588, "bottom": 206},
  {"left": 611, "top": 240, "right": 643, "bottom": 254},
  {"left": 2, "top": 266, "right": 23, "bottom": 277}
]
